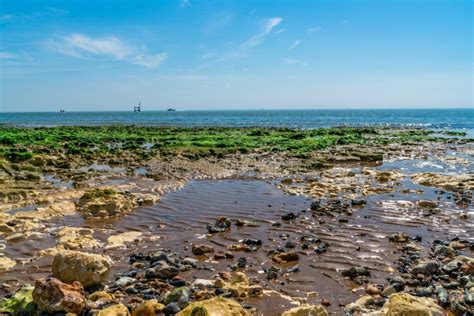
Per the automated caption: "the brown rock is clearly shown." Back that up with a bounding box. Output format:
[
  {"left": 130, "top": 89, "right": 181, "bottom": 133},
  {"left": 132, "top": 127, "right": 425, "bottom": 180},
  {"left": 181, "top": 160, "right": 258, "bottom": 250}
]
[
  {"left": 32, "top": 277, "right": 86, "bottom": 314},
  {"left": 272, "top": 252, "right": 299, "bottom": 263},
  {"left": 192, "top": 244, "right": 214, "bottom": 255}
]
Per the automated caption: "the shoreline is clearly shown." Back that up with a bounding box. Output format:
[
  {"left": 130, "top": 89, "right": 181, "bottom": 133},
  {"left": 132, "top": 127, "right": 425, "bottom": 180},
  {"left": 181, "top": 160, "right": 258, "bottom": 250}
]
[{"left": 0, "top": 126, "right": 473, "bottom": 315}]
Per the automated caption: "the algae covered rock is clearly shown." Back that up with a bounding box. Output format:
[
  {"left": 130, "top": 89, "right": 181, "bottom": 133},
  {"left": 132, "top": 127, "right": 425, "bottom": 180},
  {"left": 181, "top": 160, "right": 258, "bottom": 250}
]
[
  {"left": 98, "top": 304, "right": 130, "bottom": 316},
  {"left": 32, "top": 277, "right": 86, "bottom": 314},
  {"left": 52, "top": 250, "right": 113, "bottom": 287},
  {"left": 282, "top": 304, "right": 329, "bottom": 316},
  {"left": 176, "top": 297, "right": 249, "bottom": 316},
  {"left": 380, "top": 293, "right": 444, "bottom": 316},
  {"left": 0, "top": 285, "right": 35, "bottom": 314}
]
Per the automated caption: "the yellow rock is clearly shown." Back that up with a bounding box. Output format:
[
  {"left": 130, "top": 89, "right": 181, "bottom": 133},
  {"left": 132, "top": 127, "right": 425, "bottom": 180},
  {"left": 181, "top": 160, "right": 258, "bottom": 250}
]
[
  {"left": 132, "top": 300, "right": 165, "bottom": 316},
  {"left": 282, "top": 304, "right": 328, "bottom": 316},
  {"left": 0, "top": 256, "right": 16, "bottom": 270},
  {"left": 177, "top": 297, "right": 249, "bottom": 316},
  {"left": 381, "top": 293, "right": 444, "bottom": 316},
  {"left": 88, "top": 291, "right": 113, "bottom": 302},
  {"left": 98, "top": 304, "right": 130, "bottom": 316},
  {"left": 57, "top": 227, "right": 102, "bottom": 250}
]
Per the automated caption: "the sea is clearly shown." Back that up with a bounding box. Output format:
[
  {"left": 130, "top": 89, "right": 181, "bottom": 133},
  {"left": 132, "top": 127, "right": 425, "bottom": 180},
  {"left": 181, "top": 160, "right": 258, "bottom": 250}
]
[{"left": 1, "top": 108, "right": 473, "bottom": 136}]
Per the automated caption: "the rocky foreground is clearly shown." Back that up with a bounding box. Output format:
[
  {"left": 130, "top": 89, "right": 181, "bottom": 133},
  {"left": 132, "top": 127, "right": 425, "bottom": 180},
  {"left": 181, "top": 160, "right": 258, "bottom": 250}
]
[{"left": 0, "top": 126, "right": 473, "bottom": 315}]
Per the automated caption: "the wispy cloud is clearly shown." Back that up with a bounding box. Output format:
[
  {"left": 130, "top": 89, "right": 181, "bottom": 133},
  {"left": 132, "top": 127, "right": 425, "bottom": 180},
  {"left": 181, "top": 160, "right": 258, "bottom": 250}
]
[
  {"left": 45, "top": 34, "right": 167, "bottom": 68},
  {"left": 283, "top": 58, "right": 308, "bottom": 67},
  {"left": 341, "top": 19, "right": 351, "bottom": 24},
  {"left": 241, "top": 17, "right": 283, "bottom": 49},
  {"left": 289, "top": 39, "right": 301, "bottom": 50},
  {"left": 180, "top": 0, "right": 191, "bottom": 8},
  {"left": 0, "top": 7, "right": 68, "bottom": 23},
  {"left": 199, "top": 17, "right": 282, "bottom": 68},
  {"left": 263, "top": 17, "right": 282, "bottom": 33},
  {"left": 0, "top": 52, "right": 18, "bottom": 59},
  {"left": 307, "top": 26, "right": 322, "bottom": 34}
]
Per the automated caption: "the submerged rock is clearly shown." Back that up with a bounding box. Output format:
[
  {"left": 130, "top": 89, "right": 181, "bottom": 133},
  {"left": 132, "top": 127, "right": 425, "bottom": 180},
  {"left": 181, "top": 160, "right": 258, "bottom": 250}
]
[
  {"left": 0, "top": 285, "right": 35, "bottom": 314},
  {"left": 52, "top": 250, "right": 113, "bottom": 287},
  {"left": 176, "top": 297, "right": 249, "bottom": 316},
  {"left": 32, "top": 277, "right": 86, "bottom": 314},
  {"left": 192, "top": 244, "right": 214, "bottom": 255},
  {"left": 281, "top": 304, "right": 328, "bottom": 316},
  {"left": 272, "top": 252, "right": 299, "bottom": 263},
  {"left": 106, "top": 231, "right": 142, "bottom": 249}
]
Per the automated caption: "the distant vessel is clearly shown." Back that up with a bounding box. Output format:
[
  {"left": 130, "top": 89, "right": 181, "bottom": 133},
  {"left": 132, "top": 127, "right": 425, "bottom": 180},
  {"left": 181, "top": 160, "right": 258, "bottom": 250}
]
[
  {"left": 134, "top": 102, "right": 141, "bottom": 112},
  {"left": 167, "top": 108, "right": 176, "bottom": 112},
  {"left": 60, "top": 109, "right": 65, "bottom": 113}
]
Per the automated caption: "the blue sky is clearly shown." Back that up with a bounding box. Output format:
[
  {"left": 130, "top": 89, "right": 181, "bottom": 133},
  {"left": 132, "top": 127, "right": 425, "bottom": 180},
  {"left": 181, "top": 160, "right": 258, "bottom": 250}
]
[{"left": 0, "top": 0, "right": 472, "bottom": 112}]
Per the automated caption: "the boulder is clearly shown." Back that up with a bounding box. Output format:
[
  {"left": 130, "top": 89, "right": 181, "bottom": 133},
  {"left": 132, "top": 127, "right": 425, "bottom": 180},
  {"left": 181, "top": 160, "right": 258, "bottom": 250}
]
[
  {"left": 98, "top": 304, "right": 130, "bottom": 316},
  {"left": 0, "top": 285, "right": 35, "bottom": 314},
  {"left": 52, "top": 250, "right": 113, "bottom": 287},
  {"left": 282, "top": 304, "right": 329, "bottom": 316},
  {"left": 32, "top": 277, "right": 86, "bottom": 314},
  {"left": 176, "top": 297, "right": 249, "bottom": 316},
  {"left": 380, "top": 293, "right": 444, "bottom": 315}
]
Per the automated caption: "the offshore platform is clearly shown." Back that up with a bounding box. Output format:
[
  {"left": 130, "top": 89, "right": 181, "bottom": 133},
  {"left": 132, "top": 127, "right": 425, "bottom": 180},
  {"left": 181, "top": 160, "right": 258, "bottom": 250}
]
[{"left": 133, "top": 102, "right": 141, "bottom": 112}]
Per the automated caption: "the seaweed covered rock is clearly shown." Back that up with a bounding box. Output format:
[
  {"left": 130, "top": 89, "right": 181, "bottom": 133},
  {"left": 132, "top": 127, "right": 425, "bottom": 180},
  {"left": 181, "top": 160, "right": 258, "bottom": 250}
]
[
  {"left": 0, "top": 285, "right": 35, "bottom": 314},
  {"left": 282, "top": 304, "right": 329, "bottom": 316},
  {"left": 32, "top": 277, "right": 86, "bottom": 314},
  {"left": 176, "top": 297, "right": 249, "bottom": 316},
  {"left": 76, "top": 188, "right": 136, "bottom": 218},
  {"left": 379, "top": 293, "right": 444, "bottom": 315},
  {"left": 52, "top": 250, "right": 113, "bottom": 287}
]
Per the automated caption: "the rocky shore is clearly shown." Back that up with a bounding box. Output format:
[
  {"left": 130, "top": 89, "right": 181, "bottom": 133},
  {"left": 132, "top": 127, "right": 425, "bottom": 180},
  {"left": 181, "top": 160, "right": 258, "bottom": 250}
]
[{"left": 0, "top": 126, "right": 472, "bottom": 315}]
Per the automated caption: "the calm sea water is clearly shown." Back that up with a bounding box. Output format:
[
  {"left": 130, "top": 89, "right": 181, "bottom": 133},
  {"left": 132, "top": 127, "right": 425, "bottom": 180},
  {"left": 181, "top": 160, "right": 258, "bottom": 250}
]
[{"left": 1, "top": 109, "right": 473, "bottom": 133}]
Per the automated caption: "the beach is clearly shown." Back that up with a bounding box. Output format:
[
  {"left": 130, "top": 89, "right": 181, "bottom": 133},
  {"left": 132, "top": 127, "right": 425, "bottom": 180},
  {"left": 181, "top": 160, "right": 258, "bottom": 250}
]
[{"left": 0, "top": 124, "right": 472, "bottom": 315}]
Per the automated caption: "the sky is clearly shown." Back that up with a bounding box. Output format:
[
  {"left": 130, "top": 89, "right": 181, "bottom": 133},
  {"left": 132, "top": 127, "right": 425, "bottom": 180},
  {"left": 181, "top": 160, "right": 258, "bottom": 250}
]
[{"left": 0, "top": 0, "right": 472, "bottom": 112}]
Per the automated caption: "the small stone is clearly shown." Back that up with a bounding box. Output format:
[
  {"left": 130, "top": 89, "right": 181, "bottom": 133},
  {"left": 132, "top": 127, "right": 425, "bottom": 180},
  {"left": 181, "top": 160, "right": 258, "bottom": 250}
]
[{"left": 366, "top": 284, "right": 381, "bottom": 295}]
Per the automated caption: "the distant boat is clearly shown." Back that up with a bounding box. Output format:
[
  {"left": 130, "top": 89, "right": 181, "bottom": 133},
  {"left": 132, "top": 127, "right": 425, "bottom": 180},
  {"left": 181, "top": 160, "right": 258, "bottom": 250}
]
[
  {"left": 167, "top": 108, "right": 176, "bottom": 112},
  {"left": 60, "top": 109, "right": 65, "bottom": 113}
]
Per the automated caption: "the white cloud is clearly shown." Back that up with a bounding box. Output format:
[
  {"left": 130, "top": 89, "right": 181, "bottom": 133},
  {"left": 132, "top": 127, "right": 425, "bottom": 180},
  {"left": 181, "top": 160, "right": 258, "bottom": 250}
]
[
  {"left": 263, "top": 17, "right": 282, "bottom": 34},
  {"left": 180, "top": 0, "right": 191, "bottom": 8},
  {"left": 129, "top": 53, "right": 168, "bottom": 68},
  {"left": 283, "top": 58, "right": 308, "bottom": 67},
  {"left": 276, "top": 29, "right": 285, "bottom": 34},
  {"left": 307, "top": 26, "right": 322, "bottom": 34},
  {"left": 289, "top": 39, "right": 301, "bottom": 50},
  {"left": 45, "top": 34, "right": 167, "bottom": 68},
  {"left": 0, "top": 52, "right": 17, "bottom": 59}
]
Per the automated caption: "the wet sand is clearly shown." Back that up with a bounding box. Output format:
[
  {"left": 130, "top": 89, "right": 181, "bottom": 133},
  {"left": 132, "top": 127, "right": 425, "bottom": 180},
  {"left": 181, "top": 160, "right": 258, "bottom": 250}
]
[{"left": 1, "top": 139, "right": 473, "bottom": 314}]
